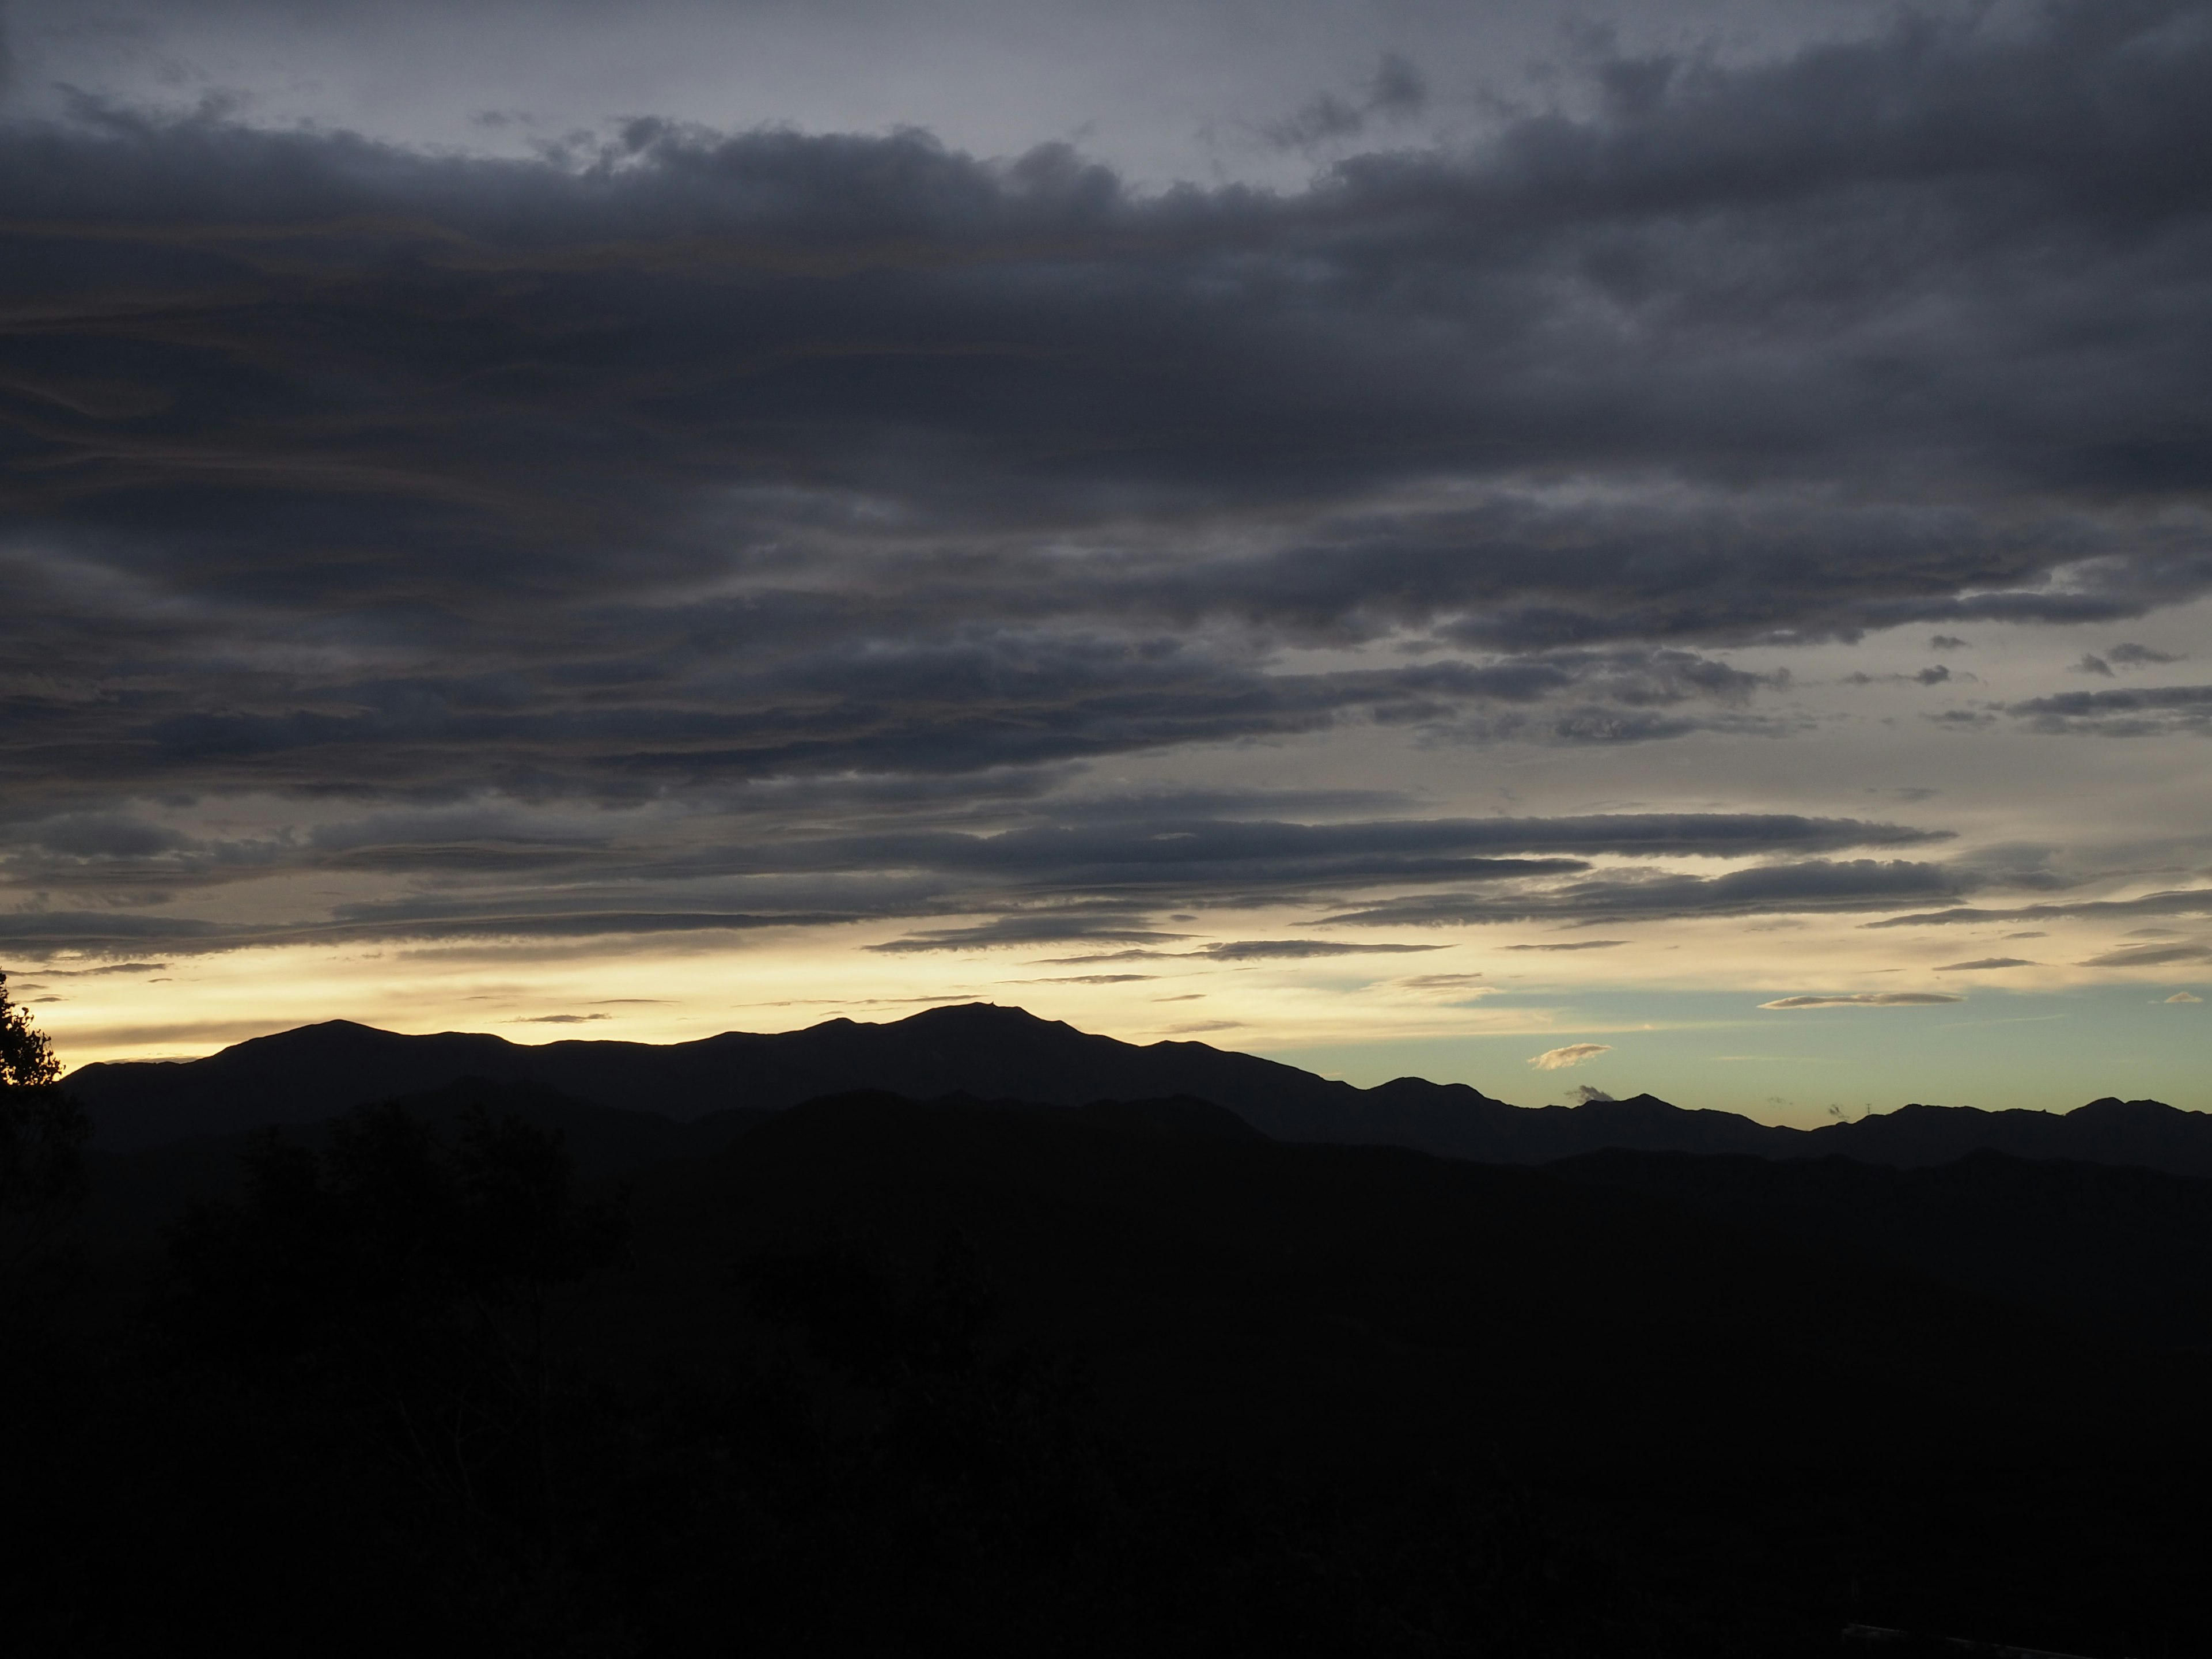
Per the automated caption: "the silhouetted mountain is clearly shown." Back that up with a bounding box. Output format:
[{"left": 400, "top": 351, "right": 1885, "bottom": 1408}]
[
  {"left": 66, "top": 1004, "right": 1381, "bottom": 1149},
  {"left": 66, "top": 1002, "right": 2212, "bottom": 1179},
  {"left": 1797, "top": 1096, "right": 2212, "bottom": 1176},
  {"left": 1362, "top": 1082, "right": 1799, "bottom": 1161},
  {"left": 66, "top": 1003, "right": 1516, "bottom": 1151}
]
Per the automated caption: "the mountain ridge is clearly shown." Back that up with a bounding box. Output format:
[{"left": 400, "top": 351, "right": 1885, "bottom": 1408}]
[{"left": 63, "top": 1000, "right": 2212, "bottom": 1175}]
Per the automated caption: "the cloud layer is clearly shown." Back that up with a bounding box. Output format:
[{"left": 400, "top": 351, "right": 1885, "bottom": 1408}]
[{"left": 4, "top": 2, "right": 2211, "bottom": 974}]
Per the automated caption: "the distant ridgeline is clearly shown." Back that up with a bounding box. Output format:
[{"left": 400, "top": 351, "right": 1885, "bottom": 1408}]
[{"left": 63, "top": 1002, "right": 2211, "bottom": 1175}]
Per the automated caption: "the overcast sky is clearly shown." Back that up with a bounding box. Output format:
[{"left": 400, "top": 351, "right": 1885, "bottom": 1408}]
[{"left": 3, "top": 0, "right": 2209, "bottom": 1119}]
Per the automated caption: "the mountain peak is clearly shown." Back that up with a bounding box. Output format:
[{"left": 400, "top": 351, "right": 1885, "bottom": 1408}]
[
  {"left": 904, "top": 1001, "right": 1062, "bottom": 1028},
  {"left": 2072, "top": 1096, "right": 2180, "bottom": 1120}
]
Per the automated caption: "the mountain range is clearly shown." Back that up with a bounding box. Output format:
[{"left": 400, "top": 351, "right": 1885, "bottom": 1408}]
[
  {"left": 66, "top": 1000, "right": 2212, "bottom": 1175},
  {"left": 36, "top": 1005, "right": 2212, "bottom": 1652}
]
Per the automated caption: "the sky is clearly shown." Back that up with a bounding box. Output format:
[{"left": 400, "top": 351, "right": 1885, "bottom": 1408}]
[{"left": 2, "top": 0, "right": 2209, "bottom": 1123}]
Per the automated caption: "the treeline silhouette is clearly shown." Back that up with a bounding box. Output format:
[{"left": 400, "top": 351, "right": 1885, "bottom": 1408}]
[{"left": 6, "top": 984, "right": 2212, "bottom": 1656}]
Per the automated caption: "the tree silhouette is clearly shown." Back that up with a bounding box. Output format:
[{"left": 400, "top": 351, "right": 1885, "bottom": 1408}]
[
  {"left": 0, "top": 969, "right": 90, "bottom": 1284},
  {"left": 164, "top": 1100, "right": 630, "bottom": 1536}
]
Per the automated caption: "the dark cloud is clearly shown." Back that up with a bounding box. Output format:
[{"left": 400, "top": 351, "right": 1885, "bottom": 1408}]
[
  {"left": 0, "top": 904, "right": 844, "bottom": 955},
  {"left": 1501, "top": 940, "right": 1630, "bottom": 952},
  {"left": 0, "top": 803, "right": 1945, "bottom": 954},
  {"left": 1265, "top": 52, "right": 1428, "bottom": 149},
  {"left": 3, "top": 3, "right": 2210, "bottom": 955},
  {"left": 1934, "top": 957, "right": 2036, "bottom": 971},
  {"left": 1865, "top": 888, "right": 2212, "bottom": 929},
  {"left": 21, "top": 960, "right": 171, "bottom": 977},
  {"left": 1030, "top": 949, "right": 1176, "bottom": 966},
  {"left": 2005, "top": 684, "right": 2212, "bottom": 737},
  {"left": 2077, "top": 942, "right": 2212, "bottom": 968},
  {"left": 867, "top": 914, "right": 1188, "bottom": 955},
  {"left": 1014, "top": 973, "right": 1157, "bottom": 984},
  {"left": 1325, "top": 859, "right": 1969, "bottom": 929},
  {"left": 1189, "top": 940, "right": 1442, "bottom": 961},
  {"left": 794, "top": 810, "right": 1940, "bottom": 903},
  {"left": 2108, "top": 642, "right": 2184, "bottom": 665},
  {"left": 0, "top": 911, "right": 224, "bottom": 948},
  {"left": 1843, "top": 664, "right": 1957, "bottom": 687}
]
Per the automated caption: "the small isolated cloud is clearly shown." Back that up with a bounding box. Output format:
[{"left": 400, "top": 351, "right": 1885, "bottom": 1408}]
[
  {"left": 1929, "top": 635, "right": 1969, "bottom": 650},
  {"left": 2074, "top": 654, "right": 2115, "bottom": 677},
  {"left": 510, "top": 1012, "right": 611, "bottom": 1024},
  {"left": 1397, "top": 972, "right": 1486, "bottom": 991},
  {"left": 1570, "top": 1084, "right": 1615, "bottom": 1103},
  {"left": 1935, "top": 957, "right": 2036, "bottom": 971},
  {"left": 1194, "top": 940, "right": 1444, "bottom": 961},
  {"left": 1266, "top": 52, "right": 1428, "bottom": 148},
  {"left": 2164, "top": 991, "right": 2203, "bottom": 1003},
  {"left": 2078, "top": 943, "right": 2212, "bottom": 968},
  {"left": 1843, "top": 666, "right": 1961, "bottom": 687},
  {"left": 1502, "top": 940, "right": 1629, "bottom": 952},
  {"left": 2109, "top": 643, "right": 2183, "bottom": 666},
  {"left": 1166, "top": 1020, "right": 1243, "bottom": 1034},
  {"left": 1758, "top": 993, "right": 1963, "bottom": 1009},
  {"left": 1529, "top": 1043, "right": 1613, "bottom": 1070},
  {"left": 2003, "top": 931, "right": 2047, "bottom": 940}
]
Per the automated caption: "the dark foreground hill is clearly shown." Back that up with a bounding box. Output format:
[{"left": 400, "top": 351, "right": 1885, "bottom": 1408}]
[
  {"left": 82, "top": 1074, "right": 2212, "bottom": 1355},
  {"left": 77, "top": 1075, "right": 1253, "bottom": 1244},
  {"left": 66, "top": 1001, "right": 2212, "bottom": 1177},
  {"left": 17, "top": 1085, "right": 2212, "bottom": 1657},
  {"left": 1553, "top": 1146, "right": 2212, "bottom": 1351}
]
